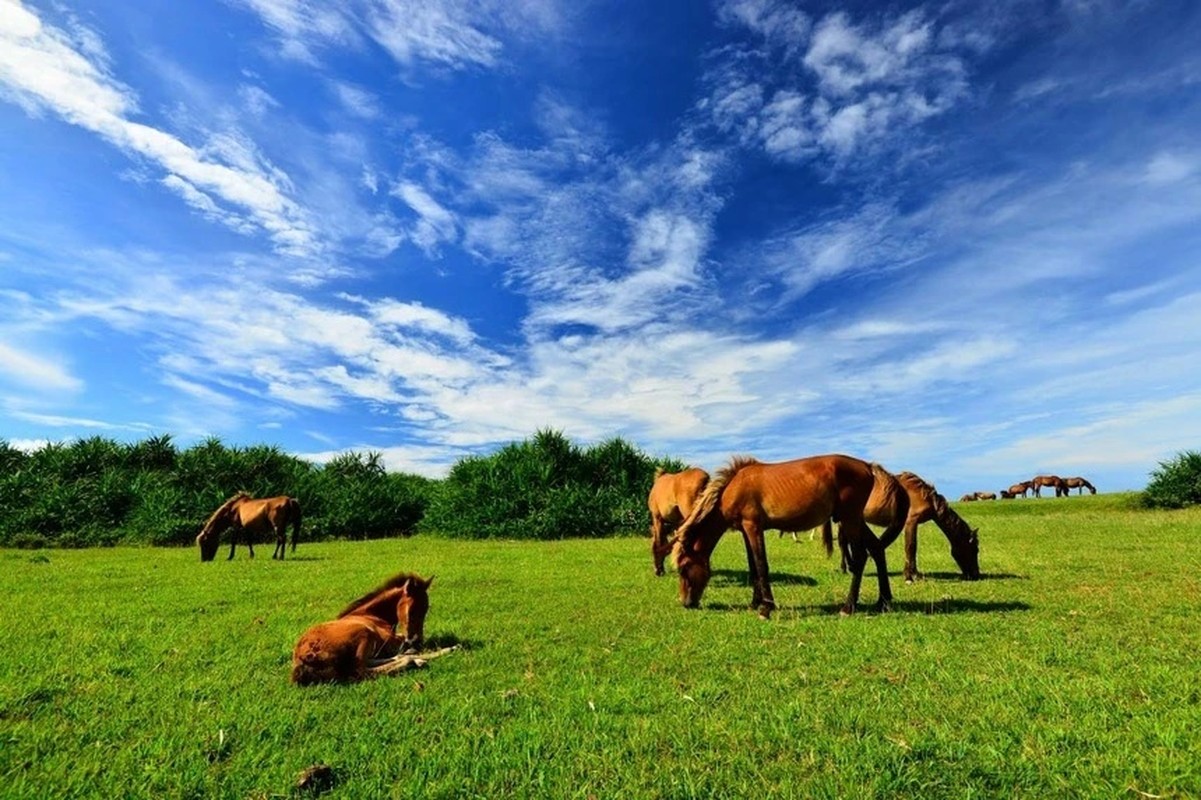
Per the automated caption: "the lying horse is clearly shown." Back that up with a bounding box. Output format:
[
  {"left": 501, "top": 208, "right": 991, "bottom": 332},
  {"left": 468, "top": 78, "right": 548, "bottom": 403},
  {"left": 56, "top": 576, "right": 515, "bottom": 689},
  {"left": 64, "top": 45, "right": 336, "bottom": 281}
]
[
  {"left": 959, "top": 493, "right": 978, "bottom": 502},
  {"left": 829, "top": 471, "right": 980, "bottom": 583},
  {"left": 196, "top": 492, "right": 301, "bottom": 561},
  {"left": 974, "top": 491, "right": 997, "bottom": 501},
  {"left": 671, "top": 454, "right": 893, "bottom": 618},
  {"left": 291, "top": 572, "right": 440, "bottom": 685},
  {"left": 1064, "top": 476, "right": 1096, "bottom": 495},
  {"left": 648, "top": 467, "right": 710, "bottom": 576},
  {"left": 1031, "top": 475, "right": 1068, "bottom": 498}
]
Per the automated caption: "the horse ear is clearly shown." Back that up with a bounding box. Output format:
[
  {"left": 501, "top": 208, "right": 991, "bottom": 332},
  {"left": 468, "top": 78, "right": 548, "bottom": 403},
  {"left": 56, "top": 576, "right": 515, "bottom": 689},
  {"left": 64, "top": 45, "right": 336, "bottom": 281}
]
[
  {"left": 424, "top": 575, "right": 434, "bottom": 588},
  {"left": 398, "top": 577, "right": 412, "bottom": 596}
]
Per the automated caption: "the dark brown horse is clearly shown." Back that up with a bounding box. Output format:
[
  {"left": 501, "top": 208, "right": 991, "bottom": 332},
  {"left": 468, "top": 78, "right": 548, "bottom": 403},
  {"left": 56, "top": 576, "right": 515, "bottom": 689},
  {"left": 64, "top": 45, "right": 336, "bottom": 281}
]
[
  {"left": 1031, "top": 475, "right": 1068, "bottom": 498},
  {"left": 671, "top": 454, "right": 893, "bottom": 618},
  {"left": 1064, "top": 476, "right": 1096, "bottom": 495},
  {"left": 648, "top": 467, "right": 710, "bottom": 576},
  {"left": 196, "top": 492, "right": 301, "bottom": 561},
  {"left": 831, "top": 471, "right": 980, "bottom": 583},
  {"left": 958, "top": 493, "right": 978, "bottom": 502},
  {"left": 974, "top": 491, "right": 997, "bottom": 501},
  {"left": 291, "top": 573, "right": 439, "bottom": 685},
  {"left": 1001, "top": 481, "right": 1033, "bottom": 499}
]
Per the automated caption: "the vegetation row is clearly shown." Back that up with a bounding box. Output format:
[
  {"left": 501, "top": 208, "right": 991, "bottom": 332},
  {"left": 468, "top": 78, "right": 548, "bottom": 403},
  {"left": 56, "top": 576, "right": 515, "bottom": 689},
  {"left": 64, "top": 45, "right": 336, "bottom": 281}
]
[{"left": 0, "top": 430, "right": 683, "bottom": 548}]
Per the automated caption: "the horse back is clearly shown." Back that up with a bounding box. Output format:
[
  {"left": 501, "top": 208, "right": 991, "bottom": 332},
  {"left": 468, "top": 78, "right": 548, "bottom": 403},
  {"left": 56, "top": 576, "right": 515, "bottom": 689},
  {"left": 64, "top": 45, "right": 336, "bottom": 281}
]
[
  {"left": 726, "top": 454, "right": 872, "bottom": 531},
  {"left": 648, "top": 468, "right": 708, "bottom": 521}
]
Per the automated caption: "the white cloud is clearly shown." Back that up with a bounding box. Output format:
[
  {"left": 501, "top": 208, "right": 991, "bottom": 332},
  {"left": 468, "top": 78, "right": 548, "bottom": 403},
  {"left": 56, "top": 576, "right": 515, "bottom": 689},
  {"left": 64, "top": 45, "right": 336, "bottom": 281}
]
[
  {"left": 392, "top": 181, "right": 458, "bottom": 255},
  {"left": 0, "top": 341, "right": 82, "bottom": 392},
  {"left": 0, "top": 2, "right": 321, "bottom": 256},
  {"left": 330, "top": 80, "right": 380, "bottom": 119}
]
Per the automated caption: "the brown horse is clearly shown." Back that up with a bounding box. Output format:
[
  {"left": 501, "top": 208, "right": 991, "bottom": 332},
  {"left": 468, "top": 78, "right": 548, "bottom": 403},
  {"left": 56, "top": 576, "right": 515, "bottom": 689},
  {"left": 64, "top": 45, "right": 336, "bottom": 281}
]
[
  {"left": 671, "top": 454, "right": 893, "bottom": 618},
  {"left": 1064, "top": 476, "right": 1096, "bottom": 495},
  {"left": 831, "top": 471, "right": 981, "bottom": 583},
  {"left": 291, "top": 572, "right": 438, "bottom": 685},
  {"left": 974, "top": 491, "right": 997, "bottom": 501},
  {"left": 196, "top": 492, "right": 301, "bottom": 561},
  {"left": 958, "top": 493, "right": 978, "bottom": 502},
  {"left": 1030, "top": 475, "right": 1068, "bottom": 497},
  {"left": 1002, "top": 481, "right": 1033, "bottom": 499},
  {"left": 648, "top": 467, "right": 710, "bottom": 576}
]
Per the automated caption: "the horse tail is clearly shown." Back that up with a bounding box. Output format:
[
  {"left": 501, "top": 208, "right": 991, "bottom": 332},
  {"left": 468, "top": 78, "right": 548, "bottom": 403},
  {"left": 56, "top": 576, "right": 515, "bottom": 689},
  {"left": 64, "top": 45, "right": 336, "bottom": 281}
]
[
  {"left": 289, "top": 497, "right": 302, "bottom": 552},
  {"left": 821, "top": 518, "right": 834, "bottom": 558}
]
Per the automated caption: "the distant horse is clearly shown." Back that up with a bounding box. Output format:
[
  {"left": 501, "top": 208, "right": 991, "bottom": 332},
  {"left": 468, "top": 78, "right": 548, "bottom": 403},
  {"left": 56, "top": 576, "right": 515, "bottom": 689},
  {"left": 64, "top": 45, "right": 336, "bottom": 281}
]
[
  {"left": 974, "top": 491, "right": 997, "bottom": 501},
  {"left": 196, "top": 492, "right": 301, "bottom": 561},
  {"left": 291, "top": 572, "right": 441, "bottom": 685},
  {"left": 648, "top": 467, "right": 710, "bottom": 576},
  {"left": 1030, "top": 475, "right": 1068, "bottom": 498},
  {"left": 1064, "top": 477, "right": 1096, "bottom": 495},
  {"left": 1002, "top": 481, "right": 1033, "bottom": 499},
  {"left": 830, "top": 471, "right": 980, "bottom": 583},
  {"left": 671, "top": 454, "right": 893, "bottom": 618},
  {"left": 959, "top": 493, "right": 978, "bottom": 502}
]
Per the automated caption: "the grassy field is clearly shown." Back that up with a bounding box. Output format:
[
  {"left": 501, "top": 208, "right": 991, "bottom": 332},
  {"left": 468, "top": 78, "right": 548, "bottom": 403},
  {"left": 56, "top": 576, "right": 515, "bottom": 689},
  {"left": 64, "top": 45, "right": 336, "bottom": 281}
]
[{"left": 1, "top": 493, "right": 1199, "bottom": 799}]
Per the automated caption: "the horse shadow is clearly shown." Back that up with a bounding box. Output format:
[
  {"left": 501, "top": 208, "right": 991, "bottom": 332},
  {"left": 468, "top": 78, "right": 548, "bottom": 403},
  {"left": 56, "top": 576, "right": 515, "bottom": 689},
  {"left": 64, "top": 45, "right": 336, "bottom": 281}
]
[
  {"left": 284, "top": 555, "right": 326, "bottom": 562},
  {"left": 709, "top": 569, "right": 818, "bottom": 587},
  {"left": 422, "top": 633, "right": 483, "bottom": 652},
  {"left": 698, "top": 598, "right": 1032, "bottom": 616}
]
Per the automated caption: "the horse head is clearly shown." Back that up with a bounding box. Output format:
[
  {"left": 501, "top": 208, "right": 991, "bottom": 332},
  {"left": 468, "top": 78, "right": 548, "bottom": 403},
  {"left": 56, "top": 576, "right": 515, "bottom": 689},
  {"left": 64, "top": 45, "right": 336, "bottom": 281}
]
[
  {"left": 951, "top": 529, "right": 981, "bottom": 580},
  {"left": 394, "top": 575, "right": 433, "bottom": 652}
]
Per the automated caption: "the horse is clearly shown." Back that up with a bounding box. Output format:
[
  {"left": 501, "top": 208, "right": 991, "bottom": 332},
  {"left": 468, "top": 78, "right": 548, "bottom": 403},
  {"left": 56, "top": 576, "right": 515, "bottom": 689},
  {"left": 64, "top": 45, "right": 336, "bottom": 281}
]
[
  {"left": 959, "top": 493, "right": 978, "bottom": 502},
  {"left": 648, "top": 467, "right": 710, "bottom": 576},
  {"left": 829, "top": 471, "right": 981, "bottom": 583},
  {"left": 974, "top": 491, "right": 997, "bottom": 501},
  {"left": 291, "top": 572, "right": 441, "bottom": 685},
  {"left": 1030, "top": 475, "right": 1068, "bottom": 498},
  {"left": 1003, "top": 481, "right": 1033, "bottom": 498},
  {"left": 1064, "top": 477, "right": 1096, "bottom": 495},
  {"left": 196, "top": 492, "right": 301, "bottom": 561},
  {"left": 670, "top": 454, "right": 893, "bottom": 618}
]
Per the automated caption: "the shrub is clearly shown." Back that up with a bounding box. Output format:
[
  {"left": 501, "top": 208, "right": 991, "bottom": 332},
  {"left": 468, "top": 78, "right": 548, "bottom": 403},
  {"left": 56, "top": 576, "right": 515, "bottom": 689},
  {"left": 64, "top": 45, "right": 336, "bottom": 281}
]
[
  {"left": 425, "top": 429, "right": 668, "bottom": 539},
  {"left": 1142, "top": 450, "right": 1201, "bottom": 509}
]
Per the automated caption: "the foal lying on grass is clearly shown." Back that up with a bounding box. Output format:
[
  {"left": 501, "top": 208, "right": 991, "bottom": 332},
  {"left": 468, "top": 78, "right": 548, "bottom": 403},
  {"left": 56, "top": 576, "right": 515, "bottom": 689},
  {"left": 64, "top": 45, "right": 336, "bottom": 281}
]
[{"left": 291, "top": 572, "right": 455, "bottom": 685}]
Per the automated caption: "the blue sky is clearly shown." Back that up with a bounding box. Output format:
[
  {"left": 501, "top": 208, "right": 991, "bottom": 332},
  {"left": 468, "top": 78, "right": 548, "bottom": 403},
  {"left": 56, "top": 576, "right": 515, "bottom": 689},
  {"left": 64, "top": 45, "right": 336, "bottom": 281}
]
[{"left": 2, "top": 0, "right": 1200, "bottom": 498}]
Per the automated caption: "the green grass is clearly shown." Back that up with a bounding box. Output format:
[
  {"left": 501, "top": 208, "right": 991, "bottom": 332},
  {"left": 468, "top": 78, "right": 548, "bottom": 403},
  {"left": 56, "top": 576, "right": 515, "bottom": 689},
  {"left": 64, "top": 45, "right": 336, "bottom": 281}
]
[{"left": 1, "top": 493, "right": 1199, "bottom": 799}]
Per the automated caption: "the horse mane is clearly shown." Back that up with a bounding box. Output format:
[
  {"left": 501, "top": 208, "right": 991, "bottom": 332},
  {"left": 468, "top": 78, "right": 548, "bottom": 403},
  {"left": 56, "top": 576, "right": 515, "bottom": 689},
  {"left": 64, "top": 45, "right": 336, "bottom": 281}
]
[
  {"left": 870, "top": 463, "right": 908, "bottom": 520},
  {"left": 200, "top": 491, "right": 250, "bottom": 535},
  {"left": 672, "top": 456, "right": 759, "bottom": 550},
  {"left": 337, "top": 572, "right": 430, "bottom": 618}
]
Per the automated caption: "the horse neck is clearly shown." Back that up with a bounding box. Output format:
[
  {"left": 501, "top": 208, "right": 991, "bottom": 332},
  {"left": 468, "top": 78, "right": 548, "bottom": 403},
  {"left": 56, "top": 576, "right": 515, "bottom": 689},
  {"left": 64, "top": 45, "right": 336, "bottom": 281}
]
[
  {"left": 929, "top": 495, "right": 974, "bottom": 544},
  {"left": 345, "top": 590, "right": 402, "bottom": 624}
]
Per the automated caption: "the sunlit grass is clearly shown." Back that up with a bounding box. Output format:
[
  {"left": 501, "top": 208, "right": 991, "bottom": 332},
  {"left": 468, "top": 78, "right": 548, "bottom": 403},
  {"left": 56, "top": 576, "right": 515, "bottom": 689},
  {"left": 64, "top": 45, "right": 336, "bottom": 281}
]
[{"left": 1, "top": 493, "right": 1198, "bottom": 798}]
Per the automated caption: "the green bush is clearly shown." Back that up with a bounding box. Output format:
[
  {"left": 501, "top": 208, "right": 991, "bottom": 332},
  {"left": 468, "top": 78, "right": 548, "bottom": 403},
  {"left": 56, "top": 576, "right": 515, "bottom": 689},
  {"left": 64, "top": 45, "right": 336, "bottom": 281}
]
[
  {"left": 1142, "top": 450, "right": 1201, "bottom": 509},
  {"left": 424, "top": 429, "right": 673, "bottom": 539}
]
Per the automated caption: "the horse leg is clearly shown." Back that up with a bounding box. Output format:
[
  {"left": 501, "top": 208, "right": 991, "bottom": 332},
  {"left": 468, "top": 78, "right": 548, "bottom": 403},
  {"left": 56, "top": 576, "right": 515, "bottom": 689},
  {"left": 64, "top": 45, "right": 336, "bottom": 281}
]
[
  {"left": 227, "top": 529, "right": 237, "bottom": 561},
  {"left": 902, "top": 519, "right": 921, "bottom": 583},
  {"left": 840, "top": 522, "right": 868, "bottom": 616},
  {"left": 862, "top": 523, "right": 893, "bottom": 612},
  {"left": 244, "top": 528, "right": 254, "bottom": 559},
  {"left": 651, "top": 515, "right": 667, "bottom": 576},
  {"left": 741, "top": 529, "right": 762, "bottom": 610},
  {"left": 274, "top": 521, "right": 285, "bottom": 560},
  {"left": 742, "top": 521, "right": 774, "bottom": 619}
]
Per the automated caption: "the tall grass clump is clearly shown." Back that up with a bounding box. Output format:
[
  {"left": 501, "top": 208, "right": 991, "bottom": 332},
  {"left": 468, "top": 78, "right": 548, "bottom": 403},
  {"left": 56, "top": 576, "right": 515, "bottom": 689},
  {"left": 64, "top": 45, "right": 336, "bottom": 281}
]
[
  {"left": 424, "top": 429, "right": 682, "bottom": 539},
  {"left": 1142, "top": 449, "right": 1201, "bottom": 508}
]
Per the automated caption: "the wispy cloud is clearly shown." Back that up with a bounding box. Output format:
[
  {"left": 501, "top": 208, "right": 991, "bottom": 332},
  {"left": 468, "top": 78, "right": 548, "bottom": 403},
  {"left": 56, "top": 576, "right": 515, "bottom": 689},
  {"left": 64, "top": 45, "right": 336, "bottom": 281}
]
[
  {"left": 0, "top": 341, "right": 82, "bottom": 392},
  {"left": 0, "top": 2, "right": 321, "bottom": 256}
]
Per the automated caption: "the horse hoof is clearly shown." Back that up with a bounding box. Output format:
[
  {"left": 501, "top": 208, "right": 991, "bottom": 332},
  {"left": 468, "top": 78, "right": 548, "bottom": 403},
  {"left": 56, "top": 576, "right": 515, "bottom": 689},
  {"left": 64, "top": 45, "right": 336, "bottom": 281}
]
[
  {"left": 839, "top": 606, "right": 854, "bottom": 617},
  {"left": 875, "top": 600, "right": 892, "bottom": 613}
]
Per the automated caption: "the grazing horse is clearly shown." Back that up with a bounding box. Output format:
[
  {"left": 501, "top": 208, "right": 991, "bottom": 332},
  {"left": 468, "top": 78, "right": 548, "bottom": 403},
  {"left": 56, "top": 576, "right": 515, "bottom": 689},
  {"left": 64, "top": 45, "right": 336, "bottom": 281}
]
[
  {"left": 291, "top": 573, "right": 434, "bottom": 685},
  {"left": 1064, "top": 477, "right": 1096, "bottom": 495},
  {"left": 1030, "top": 475, "right": 1068, "bottom": 498},
  {"left": 647, "top": 467, "right": 710, "bottom": 577},
  {"left": 830, "top": 471, "right": 981, "bottom": 583},
  {"left": 1002, "top": 481, "right": 1033, "bottom": 499},
  {"left": 196, "top": 492, "right": 301, "bottom": 561},
  {"left": 671, "top": 454, "right": 893, "bottom": 618}
]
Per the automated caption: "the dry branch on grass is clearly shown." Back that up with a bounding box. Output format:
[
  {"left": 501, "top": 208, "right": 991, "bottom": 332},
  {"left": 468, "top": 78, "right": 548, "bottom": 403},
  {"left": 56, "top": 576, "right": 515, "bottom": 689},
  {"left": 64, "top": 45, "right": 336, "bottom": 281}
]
[{"left": 367, "top": 645, "right": 458, "bottom": 676}]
